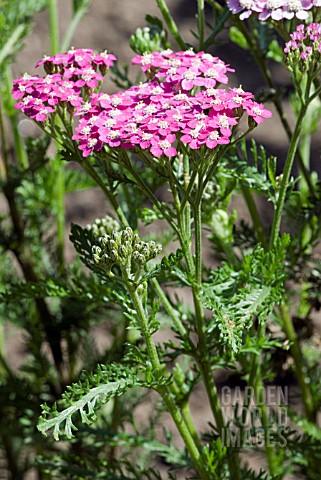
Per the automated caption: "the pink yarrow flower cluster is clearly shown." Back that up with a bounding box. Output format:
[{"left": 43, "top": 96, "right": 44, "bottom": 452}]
[
  {"left": 13, "top": 49, "right": 272, "bottom": 158},
  {"left": 227, "top": 0, "right": 321, "bottom": 21},
  {"left": 74, "top": 50, "right": 271, "bottom": 157},
  {"left": 12, "top": 48, "right": 116, "bottom": 122},
  {"left": 284, "top": 23, "right": 321, "bottom": 63}
]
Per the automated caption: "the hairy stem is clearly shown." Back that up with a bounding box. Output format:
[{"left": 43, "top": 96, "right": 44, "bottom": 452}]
[
  {"left": 126, "top": 282, "right": 208, "bottom": 479},
  {"left": 241, "top": 184, "right": 268, "bottom": 249},
  {"left": 156, "top": 0, "right": 186, "bottom": 50},
  {"left": 279, "top": 304, "right": 315, "bottom": 421},
  {"left": 49, "top": 0, "right": 65, "bottom": 272}
]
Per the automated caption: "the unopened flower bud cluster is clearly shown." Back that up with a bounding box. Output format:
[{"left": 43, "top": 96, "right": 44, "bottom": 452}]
[
  {"left": 284, "top": 23, "right": 321, "bottom": 74},
  {"left": 91, "top": 226, "right": 162, "bottom": 274},
  {"left": 86, "top": 215, "right": 120, "bottom": 238}
]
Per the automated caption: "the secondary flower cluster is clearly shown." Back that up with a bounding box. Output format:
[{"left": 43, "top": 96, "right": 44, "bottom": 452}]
[
  {"left": 284, "top": 23, "right": 321, "bottom": 69},
  {"left": 12, "top": 47, "right": 116, "bottom": 121},
  {"left": 13, "top": 49, "right": 272, "bottom": 158},
  {"left": 91, "top": 226, "right": 162, "bottom": 274},
  {"left": 227, "top": 0, "right": 321, "bottom": 21}
]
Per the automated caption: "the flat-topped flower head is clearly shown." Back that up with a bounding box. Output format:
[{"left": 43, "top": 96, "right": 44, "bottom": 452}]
[
  {"left": 227, "top": 0, "right": 317, "bottom": 20},
  {"left": 13, "top": 49, "right": 271, "bottom": 159},
  {"left": 12, "top": 49, "right": 116, "bottom": 123},
  {"left": 284, "top": 23, "right": 321, "bottom": 72}
]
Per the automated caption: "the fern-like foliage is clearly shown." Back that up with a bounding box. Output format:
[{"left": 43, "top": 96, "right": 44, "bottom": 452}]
[
  {"left": 201, "top": 235, "right": 290, "bottom": 354},
  {"left": 38, "top": 364, "right": 141, "bottom": 440},
  {"left": 38, "top": 362, "right": 169, "bottom": 441},
  {"left": 202, "top": 284, "right": 271, "bottom": 353}
]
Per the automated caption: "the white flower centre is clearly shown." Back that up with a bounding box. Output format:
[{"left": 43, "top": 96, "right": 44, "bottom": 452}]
[
  {"left": 195, "top": 113, "right": 206, "bottom": 120},
  {"left": 22, "top": 96, "right": 33, "bottom": 105},
  {"left": 266, "top": 0, "right": 283, "bottom": 8},
  {"left": 88, "top": 115, "right": 99, "bottom": 125},
  {"left": 135, "top": 102, "right": 145, "bottom": 111},
  {"left": 287, "top": 0, "right": 302, "bottom": 11},
  {"left": 111, "top": 97, "right": 122, "bottom": 106},
  {"left": 159, "top": 121, "right": 169, "bottom": 129},
  {"left": 174, "top": 93, "right": 189, "bottom": 101},
  {"left": 202, "top": 53, "right": 214, "bottom": 61},
  {"left": 88, "top": 138, "right": 98, "bottom": 147},
  {"left": 109, "top": 109, "right": 121, "bottom": 117},
  {"left": 141, "top": 53, "right": 153, "bottom": 66},
  {"left": 253, "top": 106, "right": 262, "bottom": 115},
  {"left": 81, "top": 103, "right": 92, "bottom": 112},
  {"left": 233, "top": 96, "right": 244, "bottom": 104},
  {"left": 145, "top": 105, "right": 157, "bottom": 114},
  {"left": 190, "top": 129, "right": 201, "bottom": 138},
  {"left": 159, "top": 140, "right": 171, "bottom": 149},
  {"left": 151, "top": 86, "right": 163, "bottom": 95},
  {"left": 235, "top": 86, "right": 244, "bottom": 94},
  {"left": 104, "top": 119, "right": 116, "bottom": 127},
  {"left": 239, "top": 0, "right": 255, "bottom": 8},
  {"left": 68, "top": 94, "right": 78, "bottom": 102},
  {"left": 209, "top": 131, "right": 219, "bottom": 141},
  {"left": 218, "top": 114, "right": 229, "bottom": 128},
  {"left": 206, "top": 88, "right": 217, "bottom": 96},
  {"left": 168, "top": 58, "right": 181, "bottom": 67},
  {"left": 142, "top": 133, "right": 153, "bottom": 141},
  {"left": 81, "top": 126, "right": 91, "bottom": 135},
  {"left": 161, "top": 49, "right": 173, "bottom": 56},
  {"left": 205, "top": 68, "right": 219, "bottom": 78},
  {"left": 108, "top": 131, "right": 120, "bottom": 139},
  {"left": 173, "top": 113, "right": 182, "bottom": 122},
  {"left": 183, "top": 70, "right": 197, "bottom": 80}
]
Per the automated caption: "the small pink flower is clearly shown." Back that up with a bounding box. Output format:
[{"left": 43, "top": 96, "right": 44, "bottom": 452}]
[
  {"left": 150, "top": 134, "right": 177, "bottom": 157},
  {"left": 245, "top": 102, "right": 272, "bottom": 124}
]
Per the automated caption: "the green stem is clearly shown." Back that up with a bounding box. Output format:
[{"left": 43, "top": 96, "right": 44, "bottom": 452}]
[
  {"left": 61, "top": 4, "right": 90, "bottom": 51},
  {"left": 126, "top": 282, "right": 208, "bottom": 479},
  {"left": 181, "top": 400, "right": 204, "bottom": 453},
  {"left": 197, "top": 0, "right": 205, "bottom": 50},
  {"left": 156, "top": 0, "right": 186, "bottom": 50},
  {"left": 241, "top": 184, "right": 268, "bottom": 249},
  {"left": 49, "top": 0, "right": 59, "bottom": 55},
  {"left": 121, "top": 153, "right": 182, "bottom": 238},
  {"left": 246, "top": 323, "right": 277, "bottom": 475},
  {"left": 233, "top": 18, "right": 316, "bottom": 199},
  {"left": 279, "top": 304, "right": 315, "bottom": 421},
  {"left": 55, "top": 156, "right": 65, "bottom": 273},
  {"left": 80, "top": 155, "right": 129, "bottom": 228},
  {"left": 192, "top": 186, "right": 241, "bottom": 479},
  {"left": 183, "top": 155, "right": 191, "bottom": 243},
  {"left": 151, "top": 278, "right": 189, "bottom": 339},
  {"left": 268, "top": 80, "right": 316, "bottom": 421},
  {"left": 4, "top": 67, "right": 28, "bottom": 169},
  {"left": 269, "top": 100, "right": 309, "bottom": 248},
  {"left": 0, "top": 92, "right": 9, "bottom": 179},
  {"left": 49, "top": 0, "right": 65, "bottom": 272}
]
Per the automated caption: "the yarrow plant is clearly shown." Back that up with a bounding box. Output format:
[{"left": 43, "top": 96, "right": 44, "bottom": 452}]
[{"left": 2, "top": 0, "right": 321, "bottom": 479}]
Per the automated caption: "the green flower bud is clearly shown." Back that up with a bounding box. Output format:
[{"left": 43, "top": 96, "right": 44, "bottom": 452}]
[{"left": 110, "top": 249, "right": 118, "bottom": 261}]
